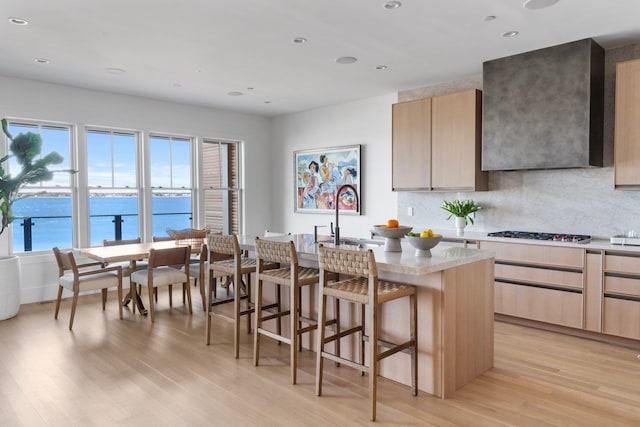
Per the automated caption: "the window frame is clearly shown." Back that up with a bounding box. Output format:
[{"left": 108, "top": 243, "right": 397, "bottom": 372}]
[{"left": 2, "top": 119, "right": 75, "bottom": 253}]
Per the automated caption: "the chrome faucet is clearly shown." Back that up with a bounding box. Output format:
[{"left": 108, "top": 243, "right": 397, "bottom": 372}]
[{"left": 334, "top": 184, "right": 359, "bottom": 245}]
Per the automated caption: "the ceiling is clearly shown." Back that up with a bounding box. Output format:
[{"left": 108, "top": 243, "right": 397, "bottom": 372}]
[{"left": 2, "top": 0, "right": 639, "bottom": 117}]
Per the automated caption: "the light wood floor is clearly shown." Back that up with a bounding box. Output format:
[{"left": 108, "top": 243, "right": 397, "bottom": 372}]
[{"left": 1, "top": 289, "right": 640, "bottom": 426}]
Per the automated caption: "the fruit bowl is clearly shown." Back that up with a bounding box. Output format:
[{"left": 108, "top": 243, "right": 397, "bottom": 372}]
[
  {"left": 405, "top": 235, "right": 443, "bottom": 257},
  {"left": 371, "top": 225, "right": 413, "bottom": 252}
]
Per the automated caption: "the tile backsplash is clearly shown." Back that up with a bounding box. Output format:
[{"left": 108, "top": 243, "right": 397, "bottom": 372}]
[{"left": 397, "top": 166, "right": 640, "bottom": 239}]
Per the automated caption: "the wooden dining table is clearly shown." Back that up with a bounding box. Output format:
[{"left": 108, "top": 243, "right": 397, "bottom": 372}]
[{"left": 78, "top": 240, "right": 200, "bottom": 315}]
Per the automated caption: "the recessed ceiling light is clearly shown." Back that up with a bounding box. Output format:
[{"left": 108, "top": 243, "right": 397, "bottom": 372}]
[
  {"left": 8, "top": 17, "right": 28, "bottom": 25},
  {"left": 336, "top": 56, "right": 358, "bottom": 65},
  {"left": 293, "top": 37, "right": 307, "bottom": 44},
  {"left": 228, "top": 91, "right": 243, "bottom": 96},
  {"left": 501, "top": 31, "right": 519, "bottom": 38},
  {"left": 484, "top": 15, "right": 497, "bottom": 21},
  {"left": 383, "top": 1, "right": 402, "bottom": 9},
  {"left": 34, "top": 58, "right": 50, "bottom": 64},
  {"left": 376, "top": 65, "right": 388, "bottom": 70},
  {"left": 523, "top": 0, "right": 559, "bottom": 10},
  {"left": 105, "top": 67, "right": 126, "bottom": 74}
]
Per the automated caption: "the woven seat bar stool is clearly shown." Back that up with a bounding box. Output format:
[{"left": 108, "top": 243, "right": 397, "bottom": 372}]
[
  {"left": 206, "top": 234, "right": 279, "bottom": 358},
  {"left": 315, "top": 244, "right": 418, "bottom": 422},
  {"left": 253, "top": 237, "right": 333, "bottom": 384}
]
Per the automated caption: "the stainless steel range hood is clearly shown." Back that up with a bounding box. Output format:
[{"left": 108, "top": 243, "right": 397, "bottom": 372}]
[{"left": 482, "top": 38, "right": 604, "bottom": 171}]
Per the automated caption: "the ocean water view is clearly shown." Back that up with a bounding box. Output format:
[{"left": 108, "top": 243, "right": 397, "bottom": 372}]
[{"left": 11, "top": 196, "right": 191, "bottom": 252}]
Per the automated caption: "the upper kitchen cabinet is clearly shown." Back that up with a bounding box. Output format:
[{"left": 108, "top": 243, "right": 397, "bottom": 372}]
[
  {"left": 392, "top": 97, "right": 432, "bottom": 190},
  {"left": 614, "top": 59, "right": 640, "bottom": 189},
  {"left": 431, "top": 89, "right": 487, "bottom": 191},
  {"left": 392, "top": 89, "right": 487, "bottom": 192}
]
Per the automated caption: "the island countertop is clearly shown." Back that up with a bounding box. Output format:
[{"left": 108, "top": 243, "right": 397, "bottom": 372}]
[{"left": 238, "top": 233, "right": 494, "bottom": 278}]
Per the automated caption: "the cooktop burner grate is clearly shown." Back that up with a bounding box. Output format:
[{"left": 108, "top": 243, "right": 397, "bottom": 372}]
[{"left": 487, "top": 230, "right": 591, "bottom": 244}]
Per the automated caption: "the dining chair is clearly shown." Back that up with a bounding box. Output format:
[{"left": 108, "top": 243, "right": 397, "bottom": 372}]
[
  {"left": 315, "top": 244, "right": 418, "bottom": 422},
  {"left": 183, "top": 243, "right": 208, "bottom": 310},
  {"left": 130, "top": 245, "right": 192, "bottom": 322},
  {"left": 206, "top": 234, "right": 279, "bottom": 358},
  {"left": 103, "top": 237, "right": 152, "bottom": 307},
  {"left": 52, "top": 247, "right": 123, "bottom": 330},
  {"left": 102, "top": 237, "right": 147, "bottom": 276},
  {"left": 253, "top": 237, "right": 326, "bottom": 384}
]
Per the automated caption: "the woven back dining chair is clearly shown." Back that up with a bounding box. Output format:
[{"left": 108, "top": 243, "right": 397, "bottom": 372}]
[
  {"left": 315, "top": 244, "right": 418, "bottom": 421},
  {"left": 206, "top": 234, "right": 279, "bottom": 358}
]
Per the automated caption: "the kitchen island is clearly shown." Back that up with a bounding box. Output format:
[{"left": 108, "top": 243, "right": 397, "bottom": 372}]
[{"left": 238, "top": 234, "right": 495, "bottom": 398}]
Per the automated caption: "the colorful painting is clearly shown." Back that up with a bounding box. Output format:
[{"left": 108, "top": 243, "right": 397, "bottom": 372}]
[{"left": 294, "top": 145, "right": 361, "bottom": 214}]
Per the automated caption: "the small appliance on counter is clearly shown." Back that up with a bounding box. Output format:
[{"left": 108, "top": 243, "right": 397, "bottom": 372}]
[
  {"left": 488, "top": 230, "right": 591, "bottom": 244},
  {"left": 610, "top": 231, "right": 640, "bottom": 246}
]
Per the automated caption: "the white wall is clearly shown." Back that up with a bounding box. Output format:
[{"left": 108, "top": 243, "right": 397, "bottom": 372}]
[
  {"left": 0, "top": 75, "right": 274, "bottom": 303},
  {"left": 271, "top": 93, "right": 398, "bottom": 237}
]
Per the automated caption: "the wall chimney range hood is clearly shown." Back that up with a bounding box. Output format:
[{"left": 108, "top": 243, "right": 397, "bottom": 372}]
[{"left": 482, "top": 38, "right": 604, "bottom": 171}]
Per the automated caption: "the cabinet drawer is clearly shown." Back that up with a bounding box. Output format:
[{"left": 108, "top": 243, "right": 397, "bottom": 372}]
[
  {"left": 494, "top": 282, "right": 583, "bottom": 329},
  {"left": 495, "top": 264, "right": 583, "bottom": 290},
  {"left": 604, "top": 253, "right": 640, "bottom": 275},
  {"left": 604, "top": 276, "right": 640, "bottom": 297},
  {"left": 603, "top": 297, "right": 640, "bottom": 340},
  {"left": 480, "top": 241, "right": 583, "bottom": 269}
]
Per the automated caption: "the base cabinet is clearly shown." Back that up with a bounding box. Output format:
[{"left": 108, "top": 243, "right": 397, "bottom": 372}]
[
  {"left": 603, "top": 297, "right": 640, "bottom": 340},
  {"left": 602, "top": 252, "right": 640, "bottom": 340},
  {"left": 495, "top": 282, "right": 583, "bottom": 328},
  {"left": 480, "top": 240, "right": 585, "bottom": 328}
]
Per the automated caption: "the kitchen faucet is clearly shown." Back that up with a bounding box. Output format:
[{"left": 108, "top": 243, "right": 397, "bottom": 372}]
[{"left": 334, "top": 184, "right": 359, "bottom": 245}]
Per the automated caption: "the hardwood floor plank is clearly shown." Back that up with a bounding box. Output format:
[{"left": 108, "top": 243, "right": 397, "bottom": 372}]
[{"left": 1, "top": 290, "right": 640, "bottom": 426}]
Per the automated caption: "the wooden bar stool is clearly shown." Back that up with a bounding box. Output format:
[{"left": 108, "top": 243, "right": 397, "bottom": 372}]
[
  {"left": 253, "top": 237, "right": 327, "bottom": 384},
  {"left": 315, "top": 244, "right": 418, "bottom": 422},
  {"left": 206, "top": 234, "right": 278, "bottom": 358}
]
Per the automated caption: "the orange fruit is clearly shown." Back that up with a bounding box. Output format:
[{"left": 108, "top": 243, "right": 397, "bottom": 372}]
[{"left": 387, "top": 219, "right": 399, "bottom": 228}]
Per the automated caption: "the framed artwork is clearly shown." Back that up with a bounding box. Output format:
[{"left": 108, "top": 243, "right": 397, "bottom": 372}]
[{"left": 294, "top": 144, "right": 361, "bottom": 215}]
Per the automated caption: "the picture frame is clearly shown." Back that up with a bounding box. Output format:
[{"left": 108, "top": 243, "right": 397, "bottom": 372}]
[{"left": 294, "top": 144, "right": 361, "bottom": 215}]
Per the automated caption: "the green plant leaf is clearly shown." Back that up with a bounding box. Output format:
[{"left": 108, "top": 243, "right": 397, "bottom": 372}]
[
  {"left": 1, "top": 118, "right": 13, "bottom": 140},
  {"left": 441, "top": 199, "right": 481, "bottom": 224}
]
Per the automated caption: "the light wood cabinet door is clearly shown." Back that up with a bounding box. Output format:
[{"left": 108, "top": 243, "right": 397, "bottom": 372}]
[
  {"left": 614, "top": 59, "right": 640, "bottom": 189},
  {"left": 392, "top": 98, "right": 431, "bottom": 190},
  {"left": 431, "top": 89, "right": 487, "bottom": 191}
]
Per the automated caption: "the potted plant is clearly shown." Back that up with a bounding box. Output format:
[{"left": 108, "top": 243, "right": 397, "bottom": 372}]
[
  {"left": 1, "top": 118, "right": 70, "bottom": 320},
  {"left": 441, "top": 199, "right": 481, "bottom": 236}
]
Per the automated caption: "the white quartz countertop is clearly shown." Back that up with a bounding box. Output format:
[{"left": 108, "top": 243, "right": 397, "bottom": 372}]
[
  {"left": 238, "top": 234, "right": 494, "bottom": 276},
  {"left": 437, "top": 229, "right": 640, "bottom": 253}
]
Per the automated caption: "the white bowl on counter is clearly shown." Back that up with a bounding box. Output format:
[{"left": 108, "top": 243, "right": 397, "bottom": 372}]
[
  {"left": 405, "top": 235, "right": 443, "bottom": 257},
  {"left": 371, "top": 225, "right": 413, "bottom": 252}
]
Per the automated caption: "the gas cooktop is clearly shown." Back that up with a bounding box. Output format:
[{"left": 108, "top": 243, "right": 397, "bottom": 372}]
[{"left": 487, "top": 230, "right": 591, "bottom": 244}]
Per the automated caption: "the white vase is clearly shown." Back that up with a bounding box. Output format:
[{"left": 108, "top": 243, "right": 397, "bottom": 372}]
[
  {"left": 455, "top": 217, "right": 466, "bottom": 236},
  {"left": 0, "top": 255, "right": 21, "bottom": 320}
]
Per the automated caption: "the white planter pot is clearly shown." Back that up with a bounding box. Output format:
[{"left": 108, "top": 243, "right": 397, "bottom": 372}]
[
  {"left": 455, "top": 217, "right": 466, "bottom": 236},
  {"left": 0, "top": 255, "right": 21, "bottom": 320}
]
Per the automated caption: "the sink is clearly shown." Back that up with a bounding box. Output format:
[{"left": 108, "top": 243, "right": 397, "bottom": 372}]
[
  {"left": 339, "top": 238, "right": 384, "bottom": 248},
  {"left": 315, "top": 237, "right": 384, "bottom": 248}
]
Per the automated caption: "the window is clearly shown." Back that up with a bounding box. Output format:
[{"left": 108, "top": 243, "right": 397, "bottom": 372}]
[
  {"left": 203, "top": 140, "right": 239, "bottom": 235},
  {"left": 86, "top": 130, "right": 139, "bottom": 245},
  {"left": 149, "top": 135, "right": 192, "bottom": 238},
  {"left": 5, "top": 121, "right": 73, "bottom": 252}
]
